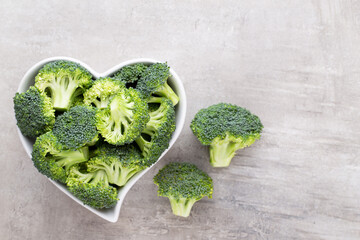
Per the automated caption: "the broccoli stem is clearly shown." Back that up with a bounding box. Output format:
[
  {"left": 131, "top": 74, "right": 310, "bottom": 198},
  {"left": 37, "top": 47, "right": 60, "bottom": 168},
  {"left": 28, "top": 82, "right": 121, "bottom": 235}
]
[
  {"left": 116, "top": 165, "right": 141, "bottom": 186},
  {"left": 55, "top": 147, "right": 89, "bottom": 171},
  {"left": 168, "top": 197, "right": 197, "bottom": 217},
  {"left": 154, "top": 82, "right": 179, "bottom": 106},
  {"left": 91, "top": 170, "right": 109, "bottom": 185},
  {"left": 49, "top": 77, "right": 82, "bottom": 111},
  {"left": 209, "top": 135, "right": 243, "bottom": 167}
]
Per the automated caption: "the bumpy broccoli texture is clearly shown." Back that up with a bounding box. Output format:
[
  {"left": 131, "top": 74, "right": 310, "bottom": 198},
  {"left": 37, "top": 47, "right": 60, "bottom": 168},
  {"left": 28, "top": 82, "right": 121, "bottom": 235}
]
[
  {"left": 35, "top": 60, "right": 93, "bottom": 111},
  {"left": 96, "top": 87, "right": 149, "bottom": 145},
  {"left": 135, "top": 97, "right": 176, "bottom": 166},
  {"left": 83, "top": 77, "right": 125, "bottom": 109},
  {"left": 136, "top": 63, "right": 179, "bottom": 106},
  {"left": 53, "top": 106, "right": 98, "bottom": 150},
  {"left": 153, "top": 162, "right": 213, "bottom": 217},
  {"left": 31, "top": 132, "right": 89, "bottom": 183},
  {"left": 66, "top": 165, "right": 118, "bottom": 209},
  {"left": 13, "top": 86, "right": 55, "bottom": 137},
  {"left": 113, "top": 63, "right": 148, "bottom": 87},
  {"left": 190, "top": 103, "right": 263, "bottom": 167}
]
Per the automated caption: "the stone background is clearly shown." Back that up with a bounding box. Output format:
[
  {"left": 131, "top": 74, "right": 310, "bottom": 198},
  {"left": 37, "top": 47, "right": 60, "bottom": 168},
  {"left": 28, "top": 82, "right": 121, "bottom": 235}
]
[{"left": 1, "top": 0, "right": 360, "bottom": 239}]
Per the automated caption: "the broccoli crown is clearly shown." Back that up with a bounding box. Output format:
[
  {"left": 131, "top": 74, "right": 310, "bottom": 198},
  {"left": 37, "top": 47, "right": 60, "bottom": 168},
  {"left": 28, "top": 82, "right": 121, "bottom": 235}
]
[
  {"left": 66, "top": 165, "right": 118, "bottom": 209},
  {"left": 135, "top": 97, "right": 176, "bottom": 166},
  {"left": 136, "top": 63, "right": 179, "bottom": 105},
  {"left": 13, "top": 86, "right": 55, "bottom": 138},
  {"left": 113, "top": 63, "right": 148, "bottom": 84},
  {"left": 83, "top": 77, "right": 125, "bottom": 109},
  {"left": 96, "top": 88, "right": 149, "bottom": 145},
  {"left": 94, "top": 140, "right": 143, "bottom": 165},
  {"left": 154, "top": 162, "right": 213, "bottom": 200},
  {"left": 190, "top": 103, "right": 263, "bottom": 145},
  {"left": 136, "top": 63, "right": 170, "bottom": 97},
  {"left": 31, "top": 132, "right": 89, "bottom": 183},
  {"left": 53, "top": 106, "right": 98, "bottom": 150},
  {"left": 35, "top": 60, "right": 93, "bottom": 111},
  {"left": 153, "top": 162, "right": 213, "bottom": 217}
]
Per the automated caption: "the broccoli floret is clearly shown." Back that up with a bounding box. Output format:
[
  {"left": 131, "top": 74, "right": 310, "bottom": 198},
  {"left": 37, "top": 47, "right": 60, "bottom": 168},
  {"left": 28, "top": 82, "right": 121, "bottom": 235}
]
[
  {"left": 83, "top": 77, "right": 125, "bottom": 109},
  {"left": 135, "top": 97, "right": 176, "bottom": 166},
  {"left": 53, "top": 106, "right": 98, "bottom": 150},
  {"left": 31, "top": 132, "right": 89, "bottom": 183},
  {"left": 66, "top": 165, "right": 118, "bottom": 209},
  {"left": 136, "top": 63, "right": 179, "bottom": 106},
  {"left": 190, "top": 103, "right": 263, "bottom": 167},
  {"left": 13, "top": 86, "right": 55, "bottom": 137},
  {"left": 153, "top": 162, "right": 213, "bottom": 217},
  {"left": 35, "top": 60, "right": 93, "bottom": 111},
  {"left": 87, "top": 143, "right": 145, "bottom": 186},
  {"left": 113, "top": 63, "right": 148, "bottom": 88},
  {"left": 96, "top": 88, "right": 149, "bottom": 145}
]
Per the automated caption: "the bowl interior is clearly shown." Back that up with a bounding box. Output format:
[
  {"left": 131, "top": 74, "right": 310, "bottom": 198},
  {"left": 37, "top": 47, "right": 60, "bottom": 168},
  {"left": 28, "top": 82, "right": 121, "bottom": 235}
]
[{"left": 17, "top": 57, "right": 186, "bottom": 222}]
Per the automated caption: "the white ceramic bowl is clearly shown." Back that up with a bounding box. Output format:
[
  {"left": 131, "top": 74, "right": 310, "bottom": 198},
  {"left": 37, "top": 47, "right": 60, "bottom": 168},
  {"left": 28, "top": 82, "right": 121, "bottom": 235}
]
[{"left": 16, "top": 57, "right": 187, "bottom": 222}]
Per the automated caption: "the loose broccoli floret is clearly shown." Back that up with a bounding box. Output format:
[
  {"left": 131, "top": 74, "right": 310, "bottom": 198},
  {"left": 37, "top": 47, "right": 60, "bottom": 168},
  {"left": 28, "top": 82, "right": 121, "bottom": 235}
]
[
  {"left": 83, "top": 77, "right": 125, "bottom": 109},
  {"left": 66, "top": 165, "right": 118, "bottom": 209},
  {"left": 13, "top": 86, "right": 55, "bottom": 138},
  {"left": 31, "top": 132, "right": 89, "bottom": 183},
  {"left": 135, "top": 97, "right": 176, "bottom": 166},
  {"left": 53, "top": 106, "right": 98, "bottom": 150},
  {"left": 153, "top": 162, "right": 213, "bottom": 217},
  {"left": 190, "top": 103, "right": 263, "bottom": 167},
  {"left": 87, "top": 143, "right": 145, "bottom": 186},
  {"left": 136, "top": 63, "right": 179, "bottom": 106},
  {"left": 96, "top": 88, "right": 149, "bottom": 145},
  {"left": 113, "top": 63, "right": 148, "bottom": 88},
  {"left": 35, "top": 60, "right": 93, "bottom": 111}
]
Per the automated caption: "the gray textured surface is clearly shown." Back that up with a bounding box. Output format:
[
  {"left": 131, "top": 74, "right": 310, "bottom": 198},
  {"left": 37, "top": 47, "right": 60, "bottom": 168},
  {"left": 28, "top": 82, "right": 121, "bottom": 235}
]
[{"left": 2, "top": 0, "right": 360, "bottom": 239}]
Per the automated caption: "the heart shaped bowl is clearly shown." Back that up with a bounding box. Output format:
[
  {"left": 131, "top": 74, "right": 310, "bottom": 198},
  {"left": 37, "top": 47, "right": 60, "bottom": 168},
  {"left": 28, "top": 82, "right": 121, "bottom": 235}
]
[{"left": 16, "top": 57, "right": 187, "bottom": 222}]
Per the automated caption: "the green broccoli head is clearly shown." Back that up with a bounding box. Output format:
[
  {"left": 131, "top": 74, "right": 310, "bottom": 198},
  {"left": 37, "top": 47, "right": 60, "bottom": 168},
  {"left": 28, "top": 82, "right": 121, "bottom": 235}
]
[
  {"left": 35, "top": 60, "right": 93, "bottom": 111},
  {"left": 96, "top": 88, "right": 149, "bottom": 145},
  {"left": 53, "top": 106, "right": 98, "bottom": 150},
  {"left": 190, "top": 103, "right": 263, "bottom": 167},
  {"left": 87, "top": 142, "right": 145, "bottom": 187},
  {"left": 13, "top": 86, "right": 55, "bottom": 138},
  {"left": 113, "top": 63, "right": 148, "bottom": 87},
  {"left": 31, "top": 132, "right": 89, "bottom": 183},
  {"left": 135, "top": 97, "right": 176, "bottom": 167},
  {"left": 136, "top": 63, "right": 179, "bottom": 106},
  {"left": 153, "top": 162, "right": 213, "bottom": 217},
  {"left": 83, "top": 77, "right": 125, "bottom": 109},
  {"left": 66, "top": 165, "right": 118, "bottom": 209}
]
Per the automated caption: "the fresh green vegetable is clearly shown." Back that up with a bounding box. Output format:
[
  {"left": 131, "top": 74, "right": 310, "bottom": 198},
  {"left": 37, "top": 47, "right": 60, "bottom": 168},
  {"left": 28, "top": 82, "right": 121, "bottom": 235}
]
[
  {"left": 190, "top": 103, "right": 263, "bottom": 167},
  {"left": 113, "top": 63, "right": 148, "bottom": 87},
  {"left": 153, "top": 162, "right": 213, "bottom": 217},
  {"left": 136, "top": 63, "right": 179, "bottom": 106},
  {"left": 135, "top": 97, "right": 176, "bottom": 166},
  {"left": 31, "top": 132, "right": 89, "bottom": 183},
  {"left": 53, "top": 106, "right": 98, "bottom": 150},
  {"left": 13, "top": 86, "right": 55, "bottom": 138},
  {"left": 96, "top": 88, "right": 149, "bottom": 145},
  {"left": 83, "top": 77, "right": 125, "bottom": 109},
  {"left": 66, "top": 165, "right": 118, "bottom": 209},
  {"left": 35, "top": 60, "right": 93, "bottom": 111},
  {"left": 88, "top": 142, "right": 145, "bottom": 186}
]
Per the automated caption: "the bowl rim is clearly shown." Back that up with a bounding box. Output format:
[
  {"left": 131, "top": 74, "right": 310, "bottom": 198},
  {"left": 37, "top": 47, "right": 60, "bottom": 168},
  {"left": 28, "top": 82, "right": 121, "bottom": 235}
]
[{"left": 16, "top": 56, "right": 187, "bottom": 222}]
